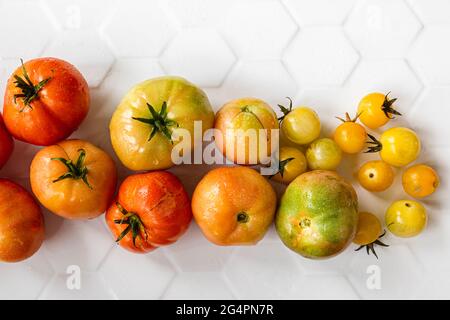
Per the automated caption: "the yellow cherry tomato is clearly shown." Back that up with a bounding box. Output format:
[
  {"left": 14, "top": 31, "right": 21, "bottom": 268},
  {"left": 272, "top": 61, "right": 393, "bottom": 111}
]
[
  {"left": 334, "top": 112, "right": 367, "bottom": 154},
  {"left": 385, "top": 200, "right": 427, "bottom": 238},
  {"left": 367, "top": 127, "right": 421, "bottom": 167},
  {"left": 358, "top": 160, "right": 395, "bottom": 192},
  {"left": 272, "top": 147, "right": 307, "bottom": 184},
  {"left": 402, "top": 164, "right": 440, "bottom": 198},
  {"left": 358, "top": 92, "right": 401, "bottom": 129},
  {"left": 354, "top": 212, "right": 382, "bottom": 246},
  {"left": 306, "top": 138, "right": 342, "bottom": 170}
]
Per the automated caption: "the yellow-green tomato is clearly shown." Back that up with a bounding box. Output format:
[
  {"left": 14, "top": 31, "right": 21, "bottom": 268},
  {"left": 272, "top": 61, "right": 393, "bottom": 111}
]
[
  {"left": 281, "top": 107, "right": 321, "bottom": 145},
  {"left": 385, "top": 200, "right": 427, "bottom": 238},
  {"left": 306, "top": 138, "right": 342, "bottom": 170},
  {"left": 110, "top": 76, "right": 214, "bottom": 171},
  {"left": 272, "top": 147, "right": 307, "bottom": 184}
]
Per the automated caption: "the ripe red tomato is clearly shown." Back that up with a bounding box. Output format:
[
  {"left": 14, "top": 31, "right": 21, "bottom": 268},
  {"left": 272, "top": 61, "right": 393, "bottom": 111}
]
[
  {"left": 0, "top": 113, "right": 13, "bottom": 169},
  {"left": 3, "top": 58, "right": 89, "bottom": 146},
  {"left": 105, "top": 171, "right": 192, "bottom": 254}
]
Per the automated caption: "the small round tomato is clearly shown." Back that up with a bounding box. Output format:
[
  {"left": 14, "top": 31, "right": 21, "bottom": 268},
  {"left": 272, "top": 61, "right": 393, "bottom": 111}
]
[
  {"left": 354, "top": 212, "right": 388, "bottom": 259},
  {"left": 30, "top": 139, "right": 117, "bottom": 220},
  {"left": 0, "top": 179, "right": 45, "bottom": 263},
  {"left": 192, "top": 166, "right": 276, "bottom": 246},
  {"left": 386, "top": 200, "right": 427, "bottom": 238},
  {"left": 334, "top": 113, "right": 366, "bottom": 154},
  {"left": 306, "top": 138, "right": 342, "bottom": 170},
  {"left": 272, "top": 147, "right": 307, "bottom": 184},
  {"left": 0, "top": 113, "right": 13, "bottom": 169},
  {"left": 214, "top": 98, "right": 278, "bottom": 165},
  {"left": 358, "top": 92, "right": 401, "bottom": 129},
  {"left": 367, "top": 127, "right": 421, "bottom": 167},
  {"left": 278, "top": 98, "right": 321, "bottom": 145},
  {"left": 402, "top": 164, "right": 440, "bottom": 198},
  {"left": 358, "top": 160, "right": 395, "bottom": 192},
  {"left": 3, "top": 58, "right": 89, "bottom": 146},
  {"left": 106, "top": 171, "right": 192, "bottom": 254}
]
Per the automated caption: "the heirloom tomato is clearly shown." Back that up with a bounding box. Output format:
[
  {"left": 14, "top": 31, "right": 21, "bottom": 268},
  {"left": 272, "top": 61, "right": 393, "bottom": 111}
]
[
  {"left": 402, "top": 164, "right": 439, "bottom": 198},
  {"left": 0, "top": 179, "right": 45, "bottom": 263},
  {"left": 357, "top": 160, "right": 395, "bottom": 192},
  {"left": 30, "top": 139, "right": 117, "bottom": 220},
  {"left": 358, "top": 92, "right": 401, "bottom": 129},
  {"left": 0, "top": 113, "right": 13, "bottom": 169},
  {"left": 385, "top": 200, "right": 427, "bottom": 238},
  {"left": 3, "top": 58, "right": 89, "bottom": 146},
  {"left": 272, "top": 146, "right": 307, "bottom": 184},
  {"left": 353, "top": 212, "right": 388, "bottom": 259},
  {"left": 106, "top": 171, "right": 192, "bottom": 254},
  {"left": 306, "top": 138, "right": 342, "bottom": 170},
  {"left": 110, "top": 76, "right": 214, "bottom": 171},
  {"left": 334, "top": 112, "right": 366, "bottom": 154}
]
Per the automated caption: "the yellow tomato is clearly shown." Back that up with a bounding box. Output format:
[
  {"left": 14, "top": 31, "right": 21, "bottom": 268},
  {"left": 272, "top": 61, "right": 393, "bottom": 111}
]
[
  {"left": 334, "top": 113, "right": 367, "bottom": 154},
  {"left": 358, "top": 160, "right": 395, "bottom": 192},
  {"left": 353, "top": 212, "right": 382, "bottom": 245},
  {"left": 272, "top": 147, "right": 307, "bottom": 184},
  {"left": 402, "top": 164, "right": 440, "bottom": 198},
  {"left": 358, "top": 92, "right": 401, "bottom": 129},
  {"left": 306, "top": 138, "right": 342, "bottom": 170},
  {"left": 386, "top": 200, "right": 427, "bottom": 238}
]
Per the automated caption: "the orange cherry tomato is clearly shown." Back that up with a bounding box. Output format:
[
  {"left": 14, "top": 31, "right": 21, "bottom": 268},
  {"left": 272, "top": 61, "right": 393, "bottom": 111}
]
[
  {"left": 334, "top": 113, "right": 367, "bottom": 154},
  {"left": 358, "top": 92, "right": 401, "bottom": 129},
  {"left": 358, "top": 160, "right": 395, "bottom": 192},
  {"left": 402, "top": 164, "right": 440, "bottom": 198}
]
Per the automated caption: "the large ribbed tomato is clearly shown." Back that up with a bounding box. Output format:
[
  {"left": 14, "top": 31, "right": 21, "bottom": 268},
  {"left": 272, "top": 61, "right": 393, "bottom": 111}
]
[{"left": 0, "top": 113, "right": 13, "bottom": 169}]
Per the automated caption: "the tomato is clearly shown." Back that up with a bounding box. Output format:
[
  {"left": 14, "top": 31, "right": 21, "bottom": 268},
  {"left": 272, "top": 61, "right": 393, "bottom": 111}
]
[
  {"left": 105, "top": 171, "right": 192, "bottom": 253},
  {"left": 358, "top": 92, "right": 401, "bottom": 129},
  {"left": 192, "top": 166, "right": 276, "bottom": 246},
  {"left": 30, "top": 139, "right": 117, "bottom": 220},
  {"left": 386, "top": 200, "right": 427, "bottom": 238},
  {"left": 0, "top": 179, "right": 45, "bottom": 263},
  {"left": 0, "top": 113, "right": 13, "bottom": 169},
  {"left": 214, "top": 98, "right": 278, "bottom": 165},
  {"left": 272, "top": 147, "right": 307, "bottom": 184},
  {"left": 278, "top": 98, "right": 321, "bottom": 145},
  {"left": 402, "top": 164, "right": 440, "bottom": 198},
  {"left": 110, "top": 76, "right": 214, "bottom": 171},
  {"left": 3, "top": 58, "right": 89, "bottom": 146},
  {"left": 367, "top": 127, "right": 421, "bottom": 167},
  {"left": 357, "top": 160, "right": 395, "bottom": 192},
  {"left": 333, "top": 112, "right": 366, "bottom": 154},
  {"left": 306, "top": 138, "right": 342, "bottom": 170},
  {"left": 353, "top": 212, "right": 388, "bottom": 259}
]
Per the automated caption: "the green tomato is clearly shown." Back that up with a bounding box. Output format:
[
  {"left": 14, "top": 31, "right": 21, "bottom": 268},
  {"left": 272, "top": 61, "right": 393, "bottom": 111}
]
[
  {"left": 306, "top": 138, "right": 342, "bottom": 170},
  {"left": 281, "top": 107, "right": 321, "bottom": 145},
  {"left": 385, "top": 200, "right": 427, "bottom": 238}
]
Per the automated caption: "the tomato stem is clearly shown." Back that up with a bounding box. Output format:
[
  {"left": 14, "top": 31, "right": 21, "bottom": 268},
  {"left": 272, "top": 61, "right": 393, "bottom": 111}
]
[
  {"left": 336, "top": 112, "right": 361, "bottom": 123},
  {"left": 51, "top": 149, "right": 92, "bottom": 189},
  {"left": 365, "top": 134, "right": 382, "bottom": 153},
  {"left": 114, "top": 202, "right": 148, "bottom": 247},
  {"left": 269, "top": 157, "right": 295, "bottom": 179},
  {"left": 382, "top": 92, "right": 402, "bottom": 119},
  {"left": 355, "top": 230, "right": 389, "bottom": 259},
  {"left": 277, "top": 97, "right": 293, "bottom": 122}
]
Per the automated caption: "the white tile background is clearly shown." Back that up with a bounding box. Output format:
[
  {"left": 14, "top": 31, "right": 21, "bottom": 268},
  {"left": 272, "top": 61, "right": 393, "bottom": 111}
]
[{"left": 0, "top": 0, "right": 449, "bottom": 300}]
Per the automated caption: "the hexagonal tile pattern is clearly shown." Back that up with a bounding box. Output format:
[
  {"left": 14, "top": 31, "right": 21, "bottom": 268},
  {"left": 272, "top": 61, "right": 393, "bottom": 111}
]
[
  {"left": 101, "top": 0, "right": 176, "bottom": 58},
  {"left": 345, "top": 0, "right": 422, "bottom": 58},
  {"left": 99, "top": 246, "right": 176, "bottom": 299},
  {"left": 161, "top": 29, "right": 235, "bottom": 87},
  {"left": 164, "top": 0, "right": 231, "bottom": 27},
  {"left": 297, "top": 275, "right": 358, "bottom": 299},
  {"left": 283, "top": 27, "right": 359, "bottom": 86},
  {"left": 408, "top": 0, "right": 450, "bottom": 25},
  {"left": 218, "top": 0, "right": 298, "bottom": 59}
]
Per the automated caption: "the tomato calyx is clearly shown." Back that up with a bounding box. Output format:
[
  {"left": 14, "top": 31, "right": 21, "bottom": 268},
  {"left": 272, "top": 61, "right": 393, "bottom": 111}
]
[
  {"left": 355, "top": 230, "right": 389, "bottom": 259},
  {"left": 277, "top": 97, "right": 293, "bottom": 122},
  {"left": 336, "top": 112, "right": 360, "bottom": 123},
  {"left": 114, "top": 202, "right": 148, "bottom": 247},
  {"left": 382, "top": 92, "right": 401, "bottom": 120},
  {"left": 132, "top": 101, "right": 179, "bottom": 144},
  {"left": 365, "top": 133, "right": 382, "bottom": 153},
  {"left": 51, "top": 149, "right": 92, "bottom": 189},
  {"left": 13, "top": 59, "right": 52, "bottom": 112},
  {"left": 269, "top": 157, "right": 294, "bottom": 179}
]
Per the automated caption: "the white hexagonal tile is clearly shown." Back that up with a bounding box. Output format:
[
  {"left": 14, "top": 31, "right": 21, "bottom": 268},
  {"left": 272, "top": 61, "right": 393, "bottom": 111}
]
[
  {"left": 39, "top": 272, "right": 115, "bottom": 299},
  {"left": 164, "top": 0, "right": 231, "bottom": 27},
  {"left": 0, "top": 58, "right": 20, "bottom": 102},
  {"left": 99, "top": 246, "right": 176, "bottom": 299},
  {"left": 43, "top": 30, "right": 114, "bottom": 88},
  {"left": 101, "top": 0, "right": 176, "bottom": 58},
  {"left": 408, "top": 0, "right": 450, "bottom": 25},
  {"left": 409, "top": 27, "right": 450, "bottom": 85},
  {"left": 0, "top": 140, "right": 40, "bottom": 179},
  {"left": 223, "top": 242, "right": 304, "bottom": 299},
  {"left": 162, "top": 272, "right": 234, "bottom": 300},
  {"left": 218, "top": 0, "right": 298, "bottom": 59},
  {"left": 0, "top": 254, "right": 54, "bottom": 300},
  {"left": 160, "top": 29, "right": 235, "bottom": 87},
  {"left": 296, "top": 247, "right": 356, "bottom": 276},
  {"left": 283, "top": 27, "right": 359, "bottom": 86},
  {"left": 0, "top": 0, "right": 56, "bottom": 59},
  {"left": 413, "top": 271, "right": 450, "bottom": 299},
  {"left": 297, "top": 275, "right": 358, "bottom": 299},
  {"left": 282, "top": 0, "right": 356, "bottom": 26},
  {"left": 345, "top": 0, "right": 422, "bottom": 58}
]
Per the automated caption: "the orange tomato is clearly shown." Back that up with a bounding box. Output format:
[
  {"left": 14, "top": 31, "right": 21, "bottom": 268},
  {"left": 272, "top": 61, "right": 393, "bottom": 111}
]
[
  {"left": 0, "top": 113, "right": 13, "bottom": 169},
  {"left": 358, "top": 160, "right": 395, "bottom": 192},
  {"left": 334, "top": 113, "right": 366, "bottom": 154},
  {"left": 358, "top": 92, "right": 401, "bottom": 129},
  {"left": 192, "top": 166, "right": 276, "bottom": 245},
  {"left": 402, "top": 164, "right": 440, "bottom": 198}
]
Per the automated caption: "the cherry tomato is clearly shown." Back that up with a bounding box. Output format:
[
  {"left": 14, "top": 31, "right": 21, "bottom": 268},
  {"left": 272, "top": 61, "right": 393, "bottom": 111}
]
[
  {"left": 385, "top": 200, "right": 427, "bottom": 238},
  {"left": 358, "top": 92, "right": 401, "bottom": 129},
  {"left": 0, "top": 179, "right": 45, "bottom": 263},
  {"left": 272, "top": 147, "right": 307, "bottom": 184},
  {"left": 358, "top": 160, "right": 395, "bottom": 192},
  {"left": 0, "top": 113, "right": 13, "bottom": 169},
  {"left": 105, "top": 171, "right": 192, "bottom": 254},
  {"left": 334, "top": 112, "right": 366, "bottom": 154},
  {"left": 367, "top": 127, "right": 421, "bottom": 167},
  {"left": 306, "top": 138, "right": 342, "bottom": 170},
  {"left": 354, "top": 212, "right": 388, "bottom": 259},
  {"left": 30, "top": 139, "right": 117, "bottom": 220},
  {"left": 402, "top": 164, "right": 440, "bottom": 198},
  {"left": 3, "top": 58, "right": 89, "bottom": 146}
]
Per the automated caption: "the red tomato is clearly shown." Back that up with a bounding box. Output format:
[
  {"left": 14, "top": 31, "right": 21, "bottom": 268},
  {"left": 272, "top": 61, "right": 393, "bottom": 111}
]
[
  {"left": 3, "top": 58, "right": 89, "bottom": 146},
  {"left": 105, "top": 171, "right": 192, "bottom": 254},
  {"left": 0, "top": 113, "right": 13, "bottom": 169}
]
